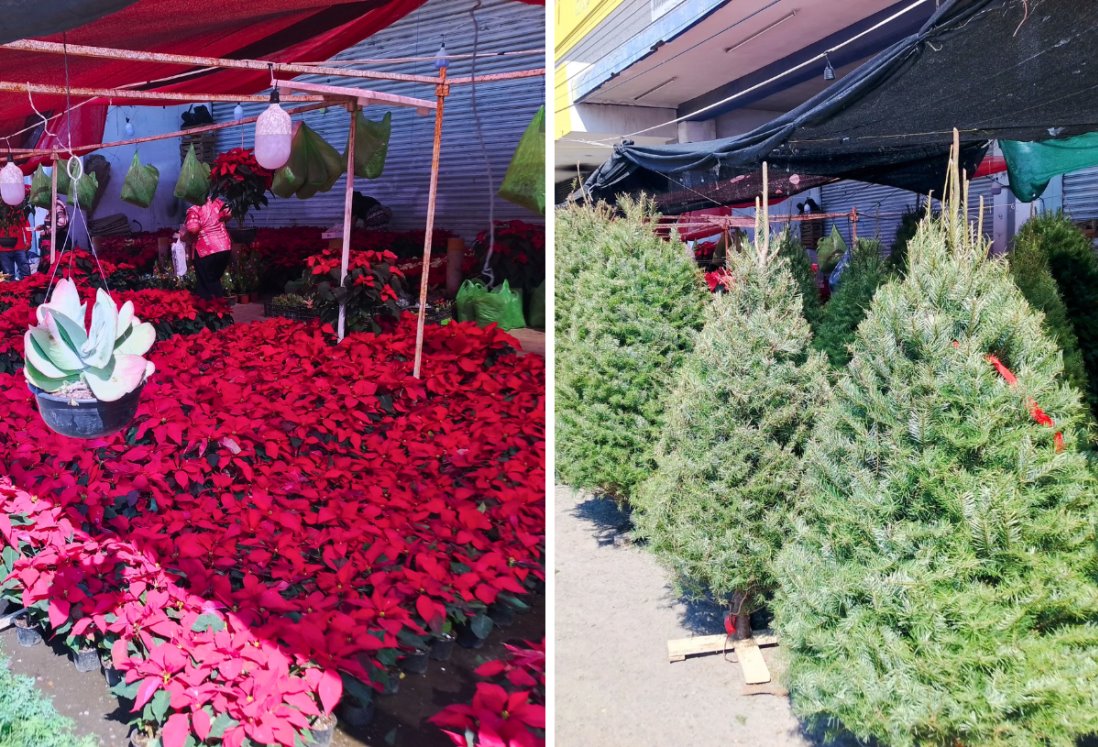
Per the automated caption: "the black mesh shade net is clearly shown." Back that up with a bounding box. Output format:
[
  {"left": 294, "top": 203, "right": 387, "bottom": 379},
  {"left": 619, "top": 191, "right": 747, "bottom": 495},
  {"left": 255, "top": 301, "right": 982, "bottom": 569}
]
[{"left": 581, "top": 0, "right": 1098, "bottom": 214}]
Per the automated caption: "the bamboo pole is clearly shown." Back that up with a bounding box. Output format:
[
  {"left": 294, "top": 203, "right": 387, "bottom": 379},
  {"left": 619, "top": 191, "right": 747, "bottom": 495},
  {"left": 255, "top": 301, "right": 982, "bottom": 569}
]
[
  {"left": 851, "top": 207, "right": 859, "bottom": 244},
  {"left": 0, "top": 80, "right": 320, "bottom": 105},
  {"left": 48, "top": 156, "right": 57, "bottom": 265},
  {"left": 1, "top": 39, "right": 443, "bottom": 86},
  {"left": 0, "top": 40, "right": 542, "bottom": 88},
  {"left": 337, "top": 102, "right": 358, "bottom": 343},
  {"left": 760, "top": 161, "right": 770, "bottom": 264},
  {"left": 413, "top": 68, "right": 449, "bottom": 380},
  {"left": 12, "top": 102, "right": 330, "bottom": 161}
]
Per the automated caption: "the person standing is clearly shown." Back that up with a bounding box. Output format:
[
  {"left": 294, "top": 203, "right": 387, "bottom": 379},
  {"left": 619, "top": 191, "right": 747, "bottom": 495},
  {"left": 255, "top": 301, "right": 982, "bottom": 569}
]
[
  {"left": 36, "top": 197, "right": 69, "bottom": 264},
  {"left": 0, "top": 212, "right": 30, "bottom": 280},
  {"left": 184, "top": 197, "right": 232, "bottom": 299}
]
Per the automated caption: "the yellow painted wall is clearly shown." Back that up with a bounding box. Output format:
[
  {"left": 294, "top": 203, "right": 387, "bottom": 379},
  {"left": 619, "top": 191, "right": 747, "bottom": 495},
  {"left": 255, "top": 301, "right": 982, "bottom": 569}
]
[{"left": 555, "top": 0, "right": 625, "bottom": 60}]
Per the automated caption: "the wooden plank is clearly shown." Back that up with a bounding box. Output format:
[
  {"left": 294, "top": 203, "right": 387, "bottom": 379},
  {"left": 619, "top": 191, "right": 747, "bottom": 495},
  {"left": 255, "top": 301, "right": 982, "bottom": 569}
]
[
  {"left": 734, "top": 639, "right": 771, "bottom": 685},
  {"left": 667, "top": 634, "right": 728, "bottom": 663},
  {"left": 275, "top": 79, "right": 435, "bottom": 112},
  {"left": 666, "top": 630, "right": 778, "bottom": 662}
]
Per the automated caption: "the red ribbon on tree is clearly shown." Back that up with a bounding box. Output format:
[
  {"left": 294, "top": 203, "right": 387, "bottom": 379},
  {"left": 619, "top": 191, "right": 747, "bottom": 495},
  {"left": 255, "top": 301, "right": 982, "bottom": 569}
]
[{"left": 985, "top": 354, "right": 1063, "bottom": 452}]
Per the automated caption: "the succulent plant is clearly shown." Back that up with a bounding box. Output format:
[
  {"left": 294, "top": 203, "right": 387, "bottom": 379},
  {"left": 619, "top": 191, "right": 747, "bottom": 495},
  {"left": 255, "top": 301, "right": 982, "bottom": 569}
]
[{"left": 23, "top": 279, "right": 155, "bottom": 402}]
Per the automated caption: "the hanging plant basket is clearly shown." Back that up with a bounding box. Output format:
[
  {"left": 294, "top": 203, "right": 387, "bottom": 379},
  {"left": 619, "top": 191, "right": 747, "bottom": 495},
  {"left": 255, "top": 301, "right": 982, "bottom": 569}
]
[{"left": 29, "top": 382, "right": 145, "bottom": 439}]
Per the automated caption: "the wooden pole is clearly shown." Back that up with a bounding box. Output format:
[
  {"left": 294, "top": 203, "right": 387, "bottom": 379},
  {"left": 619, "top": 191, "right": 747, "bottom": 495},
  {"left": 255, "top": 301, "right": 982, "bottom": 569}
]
[
  {"left": 760, "top": 161, "right": 770, "bottom": 264},
  {"left": 413, "top": 67, "right": 449, "bottom": 380},
  {"left": 0, "top": 80, "right": 320, "bottom": 104},
  {"left": 1, "top": 40, "right": 541, "bottom": 88},
  {"left": 13, "top": 102, "right": 330, "bottom": 161},
  {"left": 851, "top": 207, "right": 859, "bottom": 244},
  {"left": 337, "top": 102, "right": 358, "bottom": 342},
  {"left": 49, "top": 157, "right": 58, "bottom": 265}
]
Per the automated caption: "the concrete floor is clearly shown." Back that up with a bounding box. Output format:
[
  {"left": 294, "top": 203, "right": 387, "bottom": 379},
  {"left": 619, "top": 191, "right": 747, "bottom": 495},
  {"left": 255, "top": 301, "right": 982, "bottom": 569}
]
[{"left": 554, "top": 485, "right": 818, "bottom": 747}]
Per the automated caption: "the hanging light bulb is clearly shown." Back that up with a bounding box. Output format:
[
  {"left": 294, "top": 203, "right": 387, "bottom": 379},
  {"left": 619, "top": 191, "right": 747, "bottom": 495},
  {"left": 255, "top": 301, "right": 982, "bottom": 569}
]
[
  {"left": 0, "top": 159, "right": 23, "bottom": 207},
  {"left": 124, "top": 117, "right": 135, "bottom": 137},
  {"left": 254, "top": 89, "right": 292, "bottom": 170},
  {"left": 823, "top": 54, "right": 836, "bottom": 81},
  {"left": 434, "top": 42, "right": 450, "bottom": 71},
  {"left": 233, "top": 103, "right": 244, "bottom": 122}
]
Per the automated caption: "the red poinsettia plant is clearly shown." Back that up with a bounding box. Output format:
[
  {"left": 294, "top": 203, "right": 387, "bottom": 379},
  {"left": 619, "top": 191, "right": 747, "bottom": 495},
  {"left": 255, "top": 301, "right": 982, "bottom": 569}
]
[
  {"left": 209, "top": 148, "right": 274, "bottom": 227},
  {"left": 0, "top": 303, "right": 545, "bottom": 747},
  {"left": 430, "top": 639, "right": 546, "bottom": 747}
]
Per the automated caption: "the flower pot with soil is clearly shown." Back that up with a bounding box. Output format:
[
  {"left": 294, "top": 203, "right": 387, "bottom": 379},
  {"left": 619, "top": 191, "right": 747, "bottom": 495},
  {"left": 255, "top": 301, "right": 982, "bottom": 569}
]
[
  {"left": 308, "top": 713, "right": 337, "bottom": 747},
  {"left": 14, "top": 613, "right": 42, "bottom": 647},
  {"left": 100, "top": 654, "right": 123, "bottom": 688},
  {"left": 457, "top": 615, "right": 493, "bottom": 649},
  {"left": 337, "top": 696, "right": 375, "bottom": 729},
  {"left": 72, "top": 646, "right": 99, "bottom": 673},
  {"left": 401, "top": 649, "right": 430, "bottom": 675},
  {"left": 129, "top": 725, "right": 159, "bottom": 747},
  {"left": 430, "top": 632, "right": 456, "bottom": 661},
  {"left": 24, "top": 279, "right": 156, "bottom": 438}
]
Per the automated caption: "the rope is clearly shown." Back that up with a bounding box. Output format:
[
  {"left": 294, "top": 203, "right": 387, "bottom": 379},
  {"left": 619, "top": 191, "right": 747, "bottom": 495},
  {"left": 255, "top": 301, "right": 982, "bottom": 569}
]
[{"left": 468, "top": 0, "right": 496, "bottom": 286}]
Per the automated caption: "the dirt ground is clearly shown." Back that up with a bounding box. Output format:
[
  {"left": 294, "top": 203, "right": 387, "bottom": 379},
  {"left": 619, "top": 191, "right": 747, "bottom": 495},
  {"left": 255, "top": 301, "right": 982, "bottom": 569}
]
[
  {"left": 555, "top": 485, "right": 827, "bottom": 747},
  {"left": 1, "top": 594, "right": 544, "bottom": 747}
]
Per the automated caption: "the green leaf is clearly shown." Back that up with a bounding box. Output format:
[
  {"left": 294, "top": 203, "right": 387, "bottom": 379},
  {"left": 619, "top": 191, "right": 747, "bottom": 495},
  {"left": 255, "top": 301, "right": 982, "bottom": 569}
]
[{"left": 470, "top": 615, "right": 493, "bottom": 639}]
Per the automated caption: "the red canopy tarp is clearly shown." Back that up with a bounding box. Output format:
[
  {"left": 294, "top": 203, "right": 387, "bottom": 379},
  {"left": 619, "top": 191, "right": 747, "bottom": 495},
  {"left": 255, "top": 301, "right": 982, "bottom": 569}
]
[{"left": 0, "top": 0, "right": 429, "bottom": 148}]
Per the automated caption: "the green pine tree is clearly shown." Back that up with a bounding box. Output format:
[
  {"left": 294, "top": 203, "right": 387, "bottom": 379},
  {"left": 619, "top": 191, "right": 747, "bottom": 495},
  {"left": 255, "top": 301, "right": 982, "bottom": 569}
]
[
  {"left": 813, "top": 239, "right": 891, "bottom": 367},
  {"left": 1012, "top": 212, "right": 1098, "bottom": 420},
  {"left": 889, "top": 202, "right": 935, "bottom": 276},
  {"left": 777, "top": 231, "right": 823, "bottom": 332},
  {"left": 775, "top": 159, "right": 1098, "bottom": 747},
  {"left": 634, "top": 230, "right": 830, "bottom": 616},
  {"left": 1009, "top": 230, "right": 1088, "bottom": 397},
  {"left": 555, "top": 197, "right": 707, "bottom": 502}
]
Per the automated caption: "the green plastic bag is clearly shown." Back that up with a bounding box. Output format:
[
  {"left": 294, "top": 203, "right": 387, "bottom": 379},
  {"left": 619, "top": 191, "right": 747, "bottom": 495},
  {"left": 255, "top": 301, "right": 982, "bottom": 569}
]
[
  {"left": 120, "top": 152, "right": 159, "bottom": 208},
  {"left": 347, "top": 111, "right": 391, "bottom": 179},
  {"left": 455, "top": 279, "right": 487, "bottom": 322},
  {"left": 29, "top": 162, "right": 73, "bottom": 208},
  {"left": 273, "top": 123, "right": 343, "bottom": 200},
  {"left": 498, "top": 106, "right": 544, "bottom": 214},
  {"left": 29, "top": 165, "right": 51, "bottom": 208},
  {"left": 68, "top": 172, "right": 98, "bottom": 210},
  {"left": 174, "top": 144, "right": 211, "bottom": 205},
  {"left": 475, "top": 280, "right": 526, "bottom": 331},
  {"left": 527, "top": 280, "right": 545, "bottom": 329}
]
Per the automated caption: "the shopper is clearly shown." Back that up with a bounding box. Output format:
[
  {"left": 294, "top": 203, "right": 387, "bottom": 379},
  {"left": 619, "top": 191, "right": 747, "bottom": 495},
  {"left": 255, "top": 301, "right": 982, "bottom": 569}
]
[
  {"left": 0, "top": 216, "right": 30, "bottom": 280},
  {"left": 36, "top": 197, "right": 69, "bottom": 261},
  {"left": 184, "top": 196, "right": 232, "bottom": 299}
]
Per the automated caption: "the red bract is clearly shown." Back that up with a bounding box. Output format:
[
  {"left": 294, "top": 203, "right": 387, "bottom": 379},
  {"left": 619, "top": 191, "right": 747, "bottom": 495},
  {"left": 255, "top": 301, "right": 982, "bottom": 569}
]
[
  {"left": 0, "top": 310, "right": 544, "bottom": 746},
  {"left": 431, "top": 639, "right": 546, "bottom": 747}
]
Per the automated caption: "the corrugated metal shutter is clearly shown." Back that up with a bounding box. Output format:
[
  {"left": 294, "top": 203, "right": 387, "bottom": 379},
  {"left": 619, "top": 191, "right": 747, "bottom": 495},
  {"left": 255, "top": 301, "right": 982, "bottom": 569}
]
[
  {"left": 213, "top": 0, "right": 544, "bottom": 240},
  {"left": 820, "top": 181, "right": 919, "bottom": 249},
  {"left": 821, "top": 176, "right": 997, "bottom": 249},
  {"left": 1064, "top": 166, "right": 1098, "bottom": 221}
]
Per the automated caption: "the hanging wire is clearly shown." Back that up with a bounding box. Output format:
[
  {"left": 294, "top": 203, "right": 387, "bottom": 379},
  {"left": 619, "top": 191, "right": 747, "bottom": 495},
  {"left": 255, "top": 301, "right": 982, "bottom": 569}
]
[{"left": 469, "top": 0, "right": 496, "bottom": 286}]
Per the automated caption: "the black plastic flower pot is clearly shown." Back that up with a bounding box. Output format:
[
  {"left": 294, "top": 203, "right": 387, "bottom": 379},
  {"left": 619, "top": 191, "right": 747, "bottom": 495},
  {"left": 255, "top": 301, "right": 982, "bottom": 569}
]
[
  {"left": 29, "top": 382, "right": 144, "bottom": 439},
  {"left": 456, "top": 623, "right": 485, "bottom": 650},
  {"left": 337, "top": 698, "right": 375, "bottom": 729},
  {"left": 429, "top": 634, "right": 455, "bottom": 661},
  {"left": 14, "top": 615, "right": 41, "bottom": 647},
  {"left": 401, "top": 650, "right": 430, "bottom": 675},
  {"left": 72, "top": 647, "right": 99, "bottom": 673},
  {"left": 489, "top": 602, "right": 515, "bottom": 628},
  {"left": 104, "top": 665, "right": 123, "bottom": 688},
  {"left": 308, "top": 714, "right": 337, "bottom": 747}
]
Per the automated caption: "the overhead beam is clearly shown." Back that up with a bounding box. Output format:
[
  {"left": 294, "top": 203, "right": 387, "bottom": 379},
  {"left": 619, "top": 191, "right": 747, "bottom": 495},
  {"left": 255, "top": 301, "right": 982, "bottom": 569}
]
[
  {"left": 1, "top": 39, "right": 443, "bottom": 86},
  {"left": 275, "top": 79, "right": 435, "bottom": 112},
  {"left": 0, "top": 80, "right": 321, "bottom": 104}
]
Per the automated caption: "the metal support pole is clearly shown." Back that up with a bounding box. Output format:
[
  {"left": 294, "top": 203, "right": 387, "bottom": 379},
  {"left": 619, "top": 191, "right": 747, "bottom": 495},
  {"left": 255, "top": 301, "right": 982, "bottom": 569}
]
[
  {"left": 412, "top": 68, "right": 449, "bottom": 379},
  {"left": 337, "top": 102, "right": 358, "bottom": 342},
  {"left": 49, "top": 157, "right": 58, "bottom": 265}
]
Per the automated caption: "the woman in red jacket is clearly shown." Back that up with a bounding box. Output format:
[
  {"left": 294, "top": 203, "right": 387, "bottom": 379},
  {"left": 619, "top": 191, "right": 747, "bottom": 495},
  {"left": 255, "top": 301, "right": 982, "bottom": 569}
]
[{"left": 184, "top": 197, "right": 233, "bottom": 299}]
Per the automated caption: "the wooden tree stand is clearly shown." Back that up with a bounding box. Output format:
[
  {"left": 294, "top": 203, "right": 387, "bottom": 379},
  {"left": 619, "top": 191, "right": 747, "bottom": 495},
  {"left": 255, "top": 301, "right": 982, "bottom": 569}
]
[{"left": 666, "top": 630, "right": 778, "bottom": 686}]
